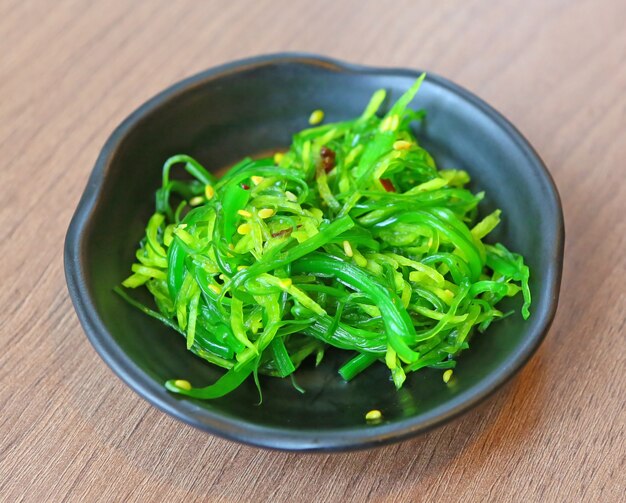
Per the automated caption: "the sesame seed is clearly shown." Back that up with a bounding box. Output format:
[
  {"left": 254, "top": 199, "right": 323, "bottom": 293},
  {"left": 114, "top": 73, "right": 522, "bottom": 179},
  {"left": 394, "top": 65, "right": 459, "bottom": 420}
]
[
  {"left": 237, "top": 209, "right": 252, "bottom": 218},
  {"left": 204, "top": 185, "right": 215, "bottom": 199},
  {"left": 343, "top": 240, "right": 354, "bottom": 258},
  {"left": 393, "top": 140, "right": 412, "bottom": 151},
  {"left": 189, "top": 196, "right": 204, "bottom": 206},
  {"left": 173, "top": 379, "right": 192, "bottom": 391},
  {"left": 228, "top": 243, "right": 235, "bottom": 250},
  {"left": 237, "top": 265, "right": 248, "bottom": 271},
  {"left": 258, "top": 208, "right": 274, "bottom": 219},
  {"left": 274, "top": 152, "right": 284, "bottom": 164},
  {"left": 285, "top": 191, "right": 297, "bottom": 202},
  {"left": 178, "top": 223, "right": 188, "bottom": 229},
  {"left": 209, "top": 284, "right": 222, "bottom": 295},
  {"left": 278, "top": 278, "right": 293, "bottom": 289},
  {"left": 219, "top": 274, "right": 226, "bottom": 281},
  {"left": 251, "top": 175, "right": 264, "bottom": 186},
  {"left": 354, "top": 254, "right": 367, "bottom": 268},
  {"left": 237, "top": 223, "right": 251, "bottom": 235},
  {"left": 309, "top": 109, "right": 324, "bottom": 125},
  {"left": 365, "top": 409, "right": 382, "bottom": 422},
  {"left": 443, "top": 369, "right": 453, "bottom": 383}
]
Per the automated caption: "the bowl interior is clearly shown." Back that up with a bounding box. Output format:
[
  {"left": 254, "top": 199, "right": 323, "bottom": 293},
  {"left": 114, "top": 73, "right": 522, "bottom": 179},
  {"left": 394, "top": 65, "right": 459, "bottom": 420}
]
[{"left": 72, "top": 57, "right": 561, "bottom": 447}]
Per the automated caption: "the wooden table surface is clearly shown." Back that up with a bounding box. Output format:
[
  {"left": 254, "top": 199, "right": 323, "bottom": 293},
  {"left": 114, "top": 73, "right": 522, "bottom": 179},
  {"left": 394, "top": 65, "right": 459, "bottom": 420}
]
[{"left": 2, "top": 0, "right": 625, "bottom": 501}]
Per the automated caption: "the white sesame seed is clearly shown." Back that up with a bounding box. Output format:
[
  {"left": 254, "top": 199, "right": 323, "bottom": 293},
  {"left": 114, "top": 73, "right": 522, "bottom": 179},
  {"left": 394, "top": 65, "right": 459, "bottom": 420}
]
[
  {"left": 365, "top": 409, "right": 382, "bottom": 422},
  {"left": 237, "top": 223, "right": 251, "bottom": 235},
  {"left": 393, "top": 140, "right": 412, "bottom": 151},
  {"left": 343, "top": 240, "right": 354, "bottom": 258},
  {"left": 309, "top": 109, "right": 324, "bottom": 125},
  {"left": 174, "top": 379, "right": 192, "bottom": 390},
  {"left": 258, "top": 208, "right": 274, "bottom": 219}
]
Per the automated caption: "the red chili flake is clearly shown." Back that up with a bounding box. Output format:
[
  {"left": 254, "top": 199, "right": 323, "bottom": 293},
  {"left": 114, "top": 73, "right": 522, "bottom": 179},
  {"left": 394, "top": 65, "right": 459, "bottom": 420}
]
[
  {"left": 271, "top": 228, "right": 292, "bottom": 238},
  {"left": 380, "top": 178, "right": 395, "bottom": 192},
  {"left": 320, "top": 145, "right": 336, "bottom": 173},
  {"left": 271, "top": 224, "right": 302, "bottom": 238},
  {"left": 241, "top": 183, "right": 250, "bottom": 190}
]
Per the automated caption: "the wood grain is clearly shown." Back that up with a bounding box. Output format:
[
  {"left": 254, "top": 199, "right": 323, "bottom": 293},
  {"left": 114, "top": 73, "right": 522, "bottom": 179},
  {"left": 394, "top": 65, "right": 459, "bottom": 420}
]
[{"left": 1, "top": 0, "right": 625, "bottom": 501}]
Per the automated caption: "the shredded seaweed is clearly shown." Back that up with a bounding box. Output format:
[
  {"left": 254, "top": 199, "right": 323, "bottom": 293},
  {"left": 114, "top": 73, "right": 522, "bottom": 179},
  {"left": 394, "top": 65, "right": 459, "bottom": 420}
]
[{"left": 119, "top": 75, "right": 531, "bottom": 399}]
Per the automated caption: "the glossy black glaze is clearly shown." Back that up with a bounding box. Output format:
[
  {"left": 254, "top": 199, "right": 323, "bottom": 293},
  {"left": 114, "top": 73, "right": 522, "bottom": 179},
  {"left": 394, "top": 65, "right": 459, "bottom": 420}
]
[{"left": 64, "top": 54, "right": 564, "bottom": 451}]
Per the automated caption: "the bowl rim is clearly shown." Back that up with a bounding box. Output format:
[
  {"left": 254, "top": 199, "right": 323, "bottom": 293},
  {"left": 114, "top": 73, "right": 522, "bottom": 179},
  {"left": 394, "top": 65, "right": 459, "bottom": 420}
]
[{"left": 64, "top": 52, "right": 564, "bottom": 452}]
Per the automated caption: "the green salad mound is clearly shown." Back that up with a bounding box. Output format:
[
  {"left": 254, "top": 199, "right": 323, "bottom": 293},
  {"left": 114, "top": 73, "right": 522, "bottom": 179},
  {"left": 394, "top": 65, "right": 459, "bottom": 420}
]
[{"left": 117, "top": 75, "right": 531, "bottom": 400}]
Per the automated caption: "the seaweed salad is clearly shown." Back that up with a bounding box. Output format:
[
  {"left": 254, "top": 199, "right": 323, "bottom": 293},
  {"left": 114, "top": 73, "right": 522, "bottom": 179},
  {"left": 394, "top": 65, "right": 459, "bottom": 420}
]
[{"left": 116, "top": 75, "right": 531, "bottom": 400}]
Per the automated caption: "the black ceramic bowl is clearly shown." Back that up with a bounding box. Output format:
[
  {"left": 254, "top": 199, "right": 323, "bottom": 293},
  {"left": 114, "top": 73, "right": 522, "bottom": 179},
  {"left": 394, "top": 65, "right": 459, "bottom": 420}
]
[{"left": 65, "top": 54, "right": 563, "bottom": 451}]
